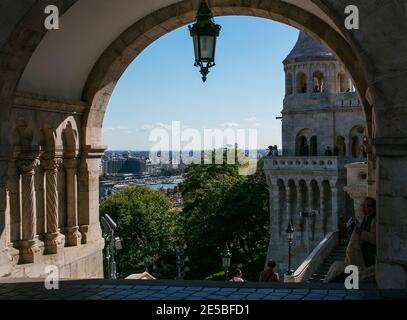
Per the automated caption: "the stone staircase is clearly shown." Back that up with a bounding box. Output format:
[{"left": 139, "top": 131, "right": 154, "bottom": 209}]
[{"left": 308, "top": 243, "right": 348, "bottom": 283}]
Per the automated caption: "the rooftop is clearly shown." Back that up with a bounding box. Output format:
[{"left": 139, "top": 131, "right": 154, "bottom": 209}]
[{"left": 284, "top": 32, "right": 335, "bottom": 64}]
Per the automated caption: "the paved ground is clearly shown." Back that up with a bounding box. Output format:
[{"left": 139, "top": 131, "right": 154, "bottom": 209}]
[{"left": 0, "top": 279, "right": 406, "bottom": 300}]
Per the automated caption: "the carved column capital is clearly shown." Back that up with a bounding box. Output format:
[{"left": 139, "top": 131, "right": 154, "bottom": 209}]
[
  {"left": 17, "top": 158, "right": 39, "bottom": 174},
  {"left": 42, "top": 157, "right": 62, "bottom": 171}
]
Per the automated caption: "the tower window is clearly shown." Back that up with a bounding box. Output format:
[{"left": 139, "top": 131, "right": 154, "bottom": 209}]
[
  {"left": 296, "top": 72, "right": 307, "bottom": 93},
  {"left": 286, "top": 73, "right": 293, "bottom": 95},
  {"left": 313, "top": 71, "right": 324, "bottom": 93}
]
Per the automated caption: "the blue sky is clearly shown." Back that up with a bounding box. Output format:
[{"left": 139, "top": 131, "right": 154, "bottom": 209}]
[{"left": 102, "top": 16, "right": 299, "bottom": 151}]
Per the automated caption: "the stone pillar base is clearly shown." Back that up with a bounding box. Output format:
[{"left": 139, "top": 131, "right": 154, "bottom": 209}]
[
  {"left": 13, "top": 240, "right": 41, "bottom": 264},
  {"left": 63, "top": 226, "right": 82, "bottom": 247},
  {"left": 40, "top": 232, "right": 65, "bottom": 255}
]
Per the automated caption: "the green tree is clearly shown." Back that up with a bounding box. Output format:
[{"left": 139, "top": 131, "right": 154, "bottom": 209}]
[
  {"left": 180, "top": 156, "right": 269, "bottom": 281},
  {"left": 100, "top": 186, "right": 182, "bottom": 279}
]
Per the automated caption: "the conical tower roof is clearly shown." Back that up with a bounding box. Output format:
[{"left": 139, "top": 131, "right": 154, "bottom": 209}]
[{"left": 284, "top": 32, "right": 334, "bottom": 64}]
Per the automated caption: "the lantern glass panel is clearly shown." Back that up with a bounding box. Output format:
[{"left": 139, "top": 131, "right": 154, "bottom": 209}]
[
  {"left": 199, "top": 35, "right": 215, "bottom": 60},
  {"left": 222, "top": 257, "right": 231, "bottom": 268},
  {"left": 193, "top": 35, "right": 199, "bottom": 61}
]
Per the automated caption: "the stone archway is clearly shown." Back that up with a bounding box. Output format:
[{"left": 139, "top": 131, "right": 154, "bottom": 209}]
[{"left": 1, "top": 0, "right": 407, "bottom": 288}]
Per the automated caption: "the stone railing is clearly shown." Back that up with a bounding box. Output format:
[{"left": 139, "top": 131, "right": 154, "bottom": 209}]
[
  {"left": 284, "top": 231, "right": 338, "bottom": 283},
  {"left": 332, "top": 92, "right": 360, "bottom": 108},
  {"left": 283, "top": 91, "right": 360, "bottom": 111},
  {"left": 264, "top": 156, "right": 346, "bottom": 171}
]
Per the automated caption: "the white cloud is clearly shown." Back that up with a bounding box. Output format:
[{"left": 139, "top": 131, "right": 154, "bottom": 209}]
[
  {"left": 140, "top": 124, "right": 154, "bottom": 132},
  {"left": 139, "top": 122, "right": 173, "bottom": 132},
  {"left": 103, "top": 125, "right": 132, "bottom": 134},
  {"left": 245, "top": 116, "right": 258, "bottom": 122},
  {"left": 155, "top": 122, "right": 173, "bottom": 130},
  {"left": 220, "top": 122, "right": 240, "bottom": 128}
]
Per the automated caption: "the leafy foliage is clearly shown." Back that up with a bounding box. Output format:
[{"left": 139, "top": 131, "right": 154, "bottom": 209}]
[
  {"left": 100, "top": 154, "right": 270, "bottom": 281},
  {"left": 179, "top": 157, "right": 270, "bottom": 281},
  {"left": 100, "top": 187, "right": 181, "bottom": 279}
]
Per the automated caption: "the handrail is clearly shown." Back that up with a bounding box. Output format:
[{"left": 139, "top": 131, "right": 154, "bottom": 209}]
[{"left": 285, "top": 231, "right": 338, "bottom": 283}]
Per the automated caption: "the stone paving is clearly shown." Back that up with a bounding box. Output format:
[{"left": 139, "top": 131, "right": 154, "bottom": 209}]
[{"left": 0, "top": 279, "right": 406, "bottom": 300}]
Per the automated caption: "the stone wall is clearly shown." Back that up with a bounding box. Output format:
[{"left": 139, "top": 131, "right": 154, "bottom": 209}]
[
  {"left": 264, "top": 157, "right": 347, "bottom": 273},
  {"left": 0, "top": 94, "right": 104, "bottom": 279}
]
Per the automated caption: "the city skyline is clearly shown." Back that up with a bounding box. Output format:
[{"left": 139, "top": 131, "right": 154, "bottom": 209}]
[{"left": 103, "top": 16, "right": 299, "bottom": 150}]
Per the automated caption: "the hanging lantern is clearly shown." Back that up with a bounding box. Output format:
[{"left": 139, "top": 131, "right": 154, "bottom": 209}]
[{"left": 189, "top": 0, "right": 221, "bottom": 82}]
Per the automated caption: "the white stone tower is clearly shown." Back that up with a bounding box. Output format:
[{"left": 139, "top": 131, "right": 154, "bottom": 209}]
[{"left": 264, "top": 32, "right": 366, "bottom": 274}]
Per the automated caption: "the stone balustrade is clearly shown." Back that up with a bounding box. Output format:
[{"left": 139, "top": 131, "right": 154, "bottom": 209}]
[
  {"left": 285, "top": 232, "right": 338, "bottom": 283},
  {"left": 264, "top": 156, "right": 346, "bottom": 172},
  {"left": 284, "top": 92, "right": 360, "bottom": 111}
]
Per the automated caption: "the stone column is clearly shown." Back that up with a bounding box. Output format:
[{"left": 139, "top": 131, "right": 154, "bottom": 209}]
[
  {"left": 0, "top": 159, "right": 9, "bottom": 253},
  {"left": 344, "top": 162, "right": 368, "bottom": 223},
  {"left": 307, "top": 66, "right": 313, "bottom": 94},
  {"left": 373, "top": 140, "right": 407, "bottom": 289},
  {"left": 63, "top": 158, "right": 81, "bottom": 246},
  {"left": 265, "top": 179, "right": 281, "bottom": 267},
  {"left": 319, "top": 183, "right": 326, "bottom": 236},
  {"left": 272, "top": 187, "right": 281, "bottom": 240},
  {"left": 285, "top": 185, "right": 292, "bottom": 230},
  {"left": 41, "top": 157, "right": 65, "bottom": 254},
  {"left": 7, "top": 162, "right": 21, "bottom": 242},
  {"left": 309, "top": 181, "right": 322, "bottom": 242},
  {"left": 295, "top": 181, "right": 305, "bottom": 242},
  {"left": 331, "top": 184, "right": 339, "bottom": 232},
  {"left": 78, "top": 146, "right": 106, "bottom": 244},
  {"left": 34, "top": 165, "right": 45, "bottom": 236},
  {"left": 310, "top": 180, "right": 324, "bottom": 240},
  {"left": 15, "top": 156, "right": 40, "bottom": 264}
]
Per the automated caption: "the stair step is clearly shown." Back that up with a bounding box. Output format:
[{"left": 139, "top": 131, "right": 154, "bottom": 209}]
[{"left": 308, "top": 243, "right": 351, "bottom": 283}]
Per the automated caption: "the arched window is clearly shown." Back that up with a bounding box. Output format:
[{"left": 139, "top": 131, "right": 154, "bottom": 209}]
[
  {"left": 296, "top": 72, "right": 307, "bottom": 93},
  {"left": 335, "top": 136, "right": 346, "bottom": 156},
  {"left": 338, "top": 73, "right": 348, "bottom": 92},
  {"left": 286, "top": 73, "right": 293, "bottom": 95},
  {"left": 313, "top": 71, "right": 324, "bottom": 93},
  {"left": 310, "top": 136, "right": 318, "bottom": 156},
  {"left": 296, "top": 136, "right": 309, "bottom": 156}
]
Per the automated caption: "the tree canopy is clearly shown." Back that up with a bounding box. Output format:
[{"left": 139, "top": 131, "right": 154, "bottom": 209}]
[
  {"left": 99, "top": 154, "right": 270, "bottom": 281},
  {"left": 100, "top": 186, "right": 181, "bottom": 279},
  {"left": 179, "top": 157, "right": 269, "bottom": 281}
]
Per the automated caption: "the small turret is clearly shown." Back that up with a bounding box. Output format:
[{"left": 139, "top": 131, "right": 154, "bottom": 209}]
[{"left": 283, "top": 32, "right": 353, "bottom": 96}]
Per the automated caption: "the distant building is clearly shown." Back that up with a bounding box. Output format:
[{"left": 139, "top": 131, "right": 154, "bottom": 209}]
[{"left": 102, "top": 157, "right": 147, "bottom": 175}]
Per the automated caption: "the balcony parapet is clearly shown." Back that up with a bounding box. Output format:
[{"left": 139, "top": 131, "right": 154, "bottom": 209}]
[
  {"left": 283, "top": 91, "right": 360, "bottom": 112},
  {"left": 264, "top": 156, "right": 346, "bottom": 171}
]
